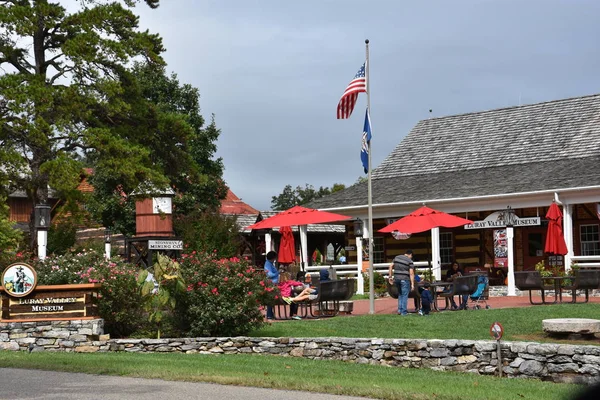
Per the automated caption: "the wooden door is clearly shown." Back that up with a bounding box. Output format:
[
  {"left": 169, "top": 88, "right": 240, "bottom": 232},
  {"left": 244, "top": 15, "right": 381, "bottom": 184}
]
[{"left": 522, "top": 227, "right": 546, "bottom": 271}]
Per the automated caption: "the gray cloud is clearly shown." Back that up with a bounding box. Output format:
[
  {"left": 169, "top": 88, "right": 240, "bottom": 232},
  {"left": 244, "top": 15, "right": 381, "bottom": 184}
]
[{"left": 135, "top": 0, "right": 600, "bottom": 210}]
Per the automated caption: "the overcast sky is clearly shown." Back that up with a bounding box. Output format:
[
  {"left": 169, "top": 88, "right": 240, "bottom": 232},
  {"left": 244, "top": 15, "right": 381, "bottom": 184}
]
[{"left": 136, "top": 0, "right": 600, "bottom": 211}]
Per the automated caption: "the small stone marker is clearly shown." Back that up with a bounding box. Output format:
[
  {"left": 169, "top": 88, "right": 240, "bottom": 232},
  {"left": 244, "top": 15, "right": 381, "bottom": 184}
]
[{"left": 543, "top": 318, "right": 600, "bottom": 340}]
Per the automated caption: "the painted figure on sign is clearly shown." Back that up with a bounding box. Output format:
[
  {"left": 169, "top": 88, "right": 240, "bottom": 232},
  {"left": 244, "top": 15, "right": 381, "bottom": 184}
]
[{"left": 14, "top": 266, "right": 26, "bottom": 293}]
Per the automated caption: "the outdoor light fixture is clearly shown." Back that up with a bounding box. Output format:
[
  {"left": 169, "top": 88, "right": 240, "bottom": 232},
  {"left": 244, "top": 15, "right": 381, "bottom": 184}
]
[
  {"left": 502, "top": 206, "right": 518, "bottom": 227},
  {"left": 104, "top": 228, "right": 112, "bottom": 244},
  {"left": 353, "top": 219, "right": 364, "bottom": 237},
  {"left": 34, "top": 204, "right": 51, "bottom": 230}
]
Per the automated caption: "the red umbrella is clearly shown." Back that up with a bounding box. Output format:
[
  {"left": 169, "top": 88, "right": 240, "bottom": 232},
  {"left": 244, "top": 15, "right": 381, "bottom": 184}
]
[
  {"left": 278, "top": 226, "right": 296, "bottom": 264},
  {"left": 544, "top": 202, "right": 568, "bottom": 255},
  {"left": 246, "top": 205, "right": 351, "bottom": 230},
  {"left": 379, "top": 206, "right": 473, "bottom": 234}
]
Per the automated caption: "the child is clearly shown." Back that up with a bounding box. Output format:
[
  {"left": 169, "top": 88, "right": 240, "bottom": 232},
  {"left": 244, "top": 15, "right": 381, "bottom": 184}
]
[
  {"left": 283, "top": 273, "right": 318, "bottom": 304},
  {"left": 415, "top": 275, "right": 433, "bottom": 315}
]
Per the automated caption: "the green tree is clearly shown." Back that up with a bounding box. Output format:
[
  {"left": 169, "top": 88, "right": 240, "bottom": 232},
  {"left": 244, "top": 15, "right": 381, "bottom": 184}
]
[
  {"left": 86, "top": 62, "right": 227, "bottom": 234},
  {"left": 271, "top": 183, "right": 346, "bottom": 211},
  {"left": 0, "top": 0, "right": 165, "bottom": 245}
]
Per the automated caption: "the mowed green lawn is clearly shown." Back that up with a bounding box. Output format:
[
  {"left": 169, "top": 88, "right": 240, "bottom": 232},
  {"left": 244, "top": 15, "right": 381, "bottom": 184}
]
[
  {"left": 0, "top": 303, "right": 597, "bottom": 399},
  {"left": 0, "top": 351, "right": 584, "bottom": 400},
  {"left": 252, "top": 303, "right": 600, "bottom": 342}
]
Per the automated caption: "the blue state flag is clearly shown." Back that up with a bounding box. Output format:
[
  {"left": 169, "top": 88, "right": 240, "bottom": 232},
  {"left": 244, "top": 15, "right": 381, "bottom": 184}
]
[{"left": 361, "top": 108, "right": 372, "bottom": 174}]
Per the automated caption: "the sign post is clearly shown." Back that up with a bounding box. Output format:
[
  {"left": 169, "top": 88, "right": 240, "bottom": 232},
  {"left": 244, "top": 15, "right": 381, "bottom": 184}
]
[{"left": 490, "top": 321, "right": 504, "bottom": 377}]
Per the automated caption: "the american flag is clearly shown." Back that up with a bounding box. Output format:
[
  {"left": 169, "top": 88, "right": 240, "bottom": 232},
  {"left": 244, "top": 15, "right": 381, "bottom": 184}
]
[{"left": 337, "top": 63, "right": 367, "bottom": 119}]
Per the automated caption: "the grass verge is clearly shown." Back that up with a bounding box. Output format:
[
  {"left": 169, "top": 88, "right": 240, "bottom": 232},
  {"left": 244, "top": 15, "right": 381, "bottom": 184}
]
[
  {"left": 252, "top": 303, "right": 600, "bottom": 343},
  {"left": 0, "top": 351, "right": 583, "bottom": 400}
]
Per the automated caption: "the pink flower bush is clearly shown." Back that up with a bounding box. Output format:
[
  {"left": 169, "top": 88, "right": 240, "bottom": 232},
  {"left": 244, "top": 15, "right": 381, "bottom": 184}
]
[{"left": 177, "top": 251, "right": 279, "bottom": 337}]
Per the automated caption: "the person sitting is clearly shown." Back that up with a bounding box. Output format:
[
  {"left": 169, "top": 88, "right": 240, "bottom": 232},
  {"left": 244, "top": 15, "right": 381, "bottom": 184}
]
[
  {"left": 319, "top": 268, "right": 332, "bottom": 282},
  {"left": 283, "top": 273, "right": 318, "bottom": 304},
  {"left": 446, "top": 261, "right": 468, "bottom": 310}
]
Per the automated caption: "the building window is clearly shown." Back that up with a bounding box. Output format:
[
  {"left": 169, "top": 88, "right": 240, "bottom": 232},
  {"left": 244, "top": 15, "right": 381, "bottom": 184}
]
[
  {"left": 580, "top": 224, "right": 600, "bottom": 256},
  {"left": 440, "top": 232, "right": 453, "bottom": 264},
  {"left": 373, "top": 237, "right": 385, "bottom": 264}
]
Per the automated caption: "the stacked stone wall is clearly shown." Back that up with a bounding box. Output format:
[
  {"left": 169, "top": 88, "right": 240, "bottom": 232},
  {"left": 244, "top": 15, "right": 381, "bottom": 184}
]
[{"left": 1, "top": 321, "right": 599, "bottom": 384}]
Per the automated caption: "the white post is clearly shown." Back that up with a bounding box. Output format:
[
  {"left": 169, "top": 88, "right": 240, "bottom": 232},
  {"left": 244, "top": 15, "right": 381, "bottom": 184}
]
[
  {"left": 105, "top": 242, "right": 111, "bottom": 260},
  {"left": 563, "top": 203, "right": 573, "bottom": 273},
  {"left": 356, "top": 236, "right": 364, "bottom": 294},
  {"left": 431, "top": 227, "right": 441, "bottom": 280},
  {"left": 299, "top": 225, "right": 308, "bottom": 271},
  {"left": 506, "top": 226, "right": 516, "bottom": 296},
  {"left": 265, "top": 232, "right": 272, "bottom": 254},
  {"left": 37, "top": 230, "right": 47, "bottom": 261}
]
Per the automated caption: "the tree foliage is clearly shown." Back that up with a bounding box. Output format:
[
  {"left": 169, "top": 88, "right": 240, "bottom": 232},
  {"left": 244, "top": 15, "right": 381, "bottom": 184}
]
[
  {"left": 270, "top": 183, "right": 346, "bottom": 211},
  {"left": 0, "top": 1, "right": 226, "bottom": 240}
]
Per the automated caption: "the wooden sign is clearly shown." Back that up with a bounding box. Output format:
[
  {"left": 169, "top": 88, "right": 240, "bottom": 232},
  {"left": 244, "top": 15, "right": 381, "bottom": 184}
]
[{"left": 0, "top": 283, "right": 101, "bottom": 322}]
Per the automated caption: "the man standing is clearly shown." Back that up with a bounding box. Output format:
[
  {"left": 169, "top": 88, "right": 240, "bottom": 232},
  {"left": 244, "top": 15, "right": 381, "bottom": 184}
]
[
  {"left": 388, "top": 250, "right": 415, "bottom": 316},
  {"left": 264, "top": 251, "right": 279, "bottom": 320}
]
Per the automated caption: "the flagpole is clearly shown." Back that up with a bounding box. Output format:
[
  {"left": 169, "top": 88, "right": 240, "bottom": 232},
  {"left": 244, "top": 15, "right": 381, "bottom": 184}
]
[{"left": 365, "top": 39, "right": 375, "bottom": 315}]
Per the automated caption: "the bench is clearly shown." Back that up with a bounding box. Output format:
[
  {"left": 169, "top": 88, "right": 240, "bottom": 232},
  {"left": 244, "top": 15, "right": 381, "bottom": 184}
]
[
  {"left": 514, "top": 271, "right": 556, "bottom": 305},
  {"left": 559, "top": 269, "right": 600, "bottom": 303},
  {"left": 313, "top": 279, "right": 356, "bottom": 317}
]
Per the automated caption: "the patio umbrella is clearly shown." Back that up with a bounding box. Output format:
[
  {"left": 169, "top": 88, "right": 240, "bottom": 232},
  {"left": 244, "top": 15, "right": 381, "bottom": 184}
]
[
  {"left": 247, "top": 205, "right": 352, "bottom": 230},
  {"left": 247, "top": 205, "right": 351, "bottom": 269},
  {"left": 544, "top": 202, "right": 568, "bottom": 255},
  {"left": 378, "top": 206, "right": 473, "bottom": 234},
  {"left": 277, "top": 226, "right": 296, "bottom": 264}
]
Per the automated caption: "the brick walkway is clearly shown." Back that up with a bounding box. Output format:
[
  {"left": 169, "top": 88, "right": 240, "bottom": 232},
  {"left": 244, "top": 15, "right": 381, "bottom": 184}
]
[{"left": 351, "top": 291, "right": 600, "bottom": 315}]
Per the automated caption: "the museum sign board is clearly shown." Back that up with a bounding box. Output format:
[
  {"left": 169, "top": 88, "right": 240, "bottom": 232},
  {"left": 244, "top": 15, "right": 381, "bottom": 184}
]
[{"left": 1, "top": 263, "right": 101, "bottom": 321}]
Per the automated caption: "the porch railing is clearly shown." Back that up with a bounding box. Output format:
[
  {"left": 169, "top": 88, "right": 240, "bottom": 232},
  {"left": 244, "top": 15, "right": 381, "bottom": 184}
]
[
  {"left": 305, "top": 261, "right": 431, "bottom": 294},
  {"left": 570, "top": 255, "right": 600, "bottom": 269}
]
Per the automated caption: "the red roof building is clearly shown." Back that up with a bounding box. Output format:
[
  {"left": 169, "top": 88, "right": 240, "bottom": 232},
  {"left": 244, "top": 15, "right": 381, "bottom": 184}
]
[{"left": 219, "top": 189, "right": 259, "bottom": 215}]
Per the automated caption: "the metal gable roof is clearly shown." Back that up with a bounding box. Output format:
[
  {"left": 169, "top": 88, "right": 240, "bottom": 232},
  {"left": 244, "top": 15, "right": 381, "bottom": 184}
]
[{"left": 309, "top": 93, "right": 600, "bottom": 210}]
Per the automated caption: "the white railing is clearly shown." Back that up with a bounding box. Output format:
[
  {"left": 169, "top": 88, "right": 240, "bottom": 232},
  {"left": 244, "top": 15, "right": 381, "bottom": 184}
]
[
  {"left": 570, "top": 255, "right": 600, "bottom": 268},
  {"left": 305, "top": 261, "right": 432, "bottom": 294}
]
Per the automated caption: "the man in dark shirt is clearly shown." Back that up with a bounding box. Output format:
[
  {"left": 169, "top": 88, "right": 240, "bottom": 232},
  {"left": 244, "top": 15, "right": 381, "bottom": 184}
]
[{"left": 388, "top": 250, "right": 415, "bottom": 316}]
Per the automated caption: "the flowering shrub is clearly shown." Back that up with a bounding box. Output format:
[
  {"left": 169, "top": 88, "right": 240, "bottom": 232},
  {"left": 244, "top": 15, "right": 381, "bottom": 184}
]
[
  {"left": 34, "top": 249, "right": 145, "bottom": 337},
  {"left": 177, "top": 251, "right": 279, "bottom": 337}
]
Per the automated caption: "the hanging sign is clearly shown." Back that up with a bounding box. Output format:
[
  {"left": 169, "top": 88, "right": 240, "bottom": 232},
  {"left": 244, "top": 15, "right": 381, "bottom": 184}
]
[
  {"left": 148, "top": 240, "right": 183, "bottom": 250},
  {"left": 464, "top": 211, "right": 540, "bottom": 229}
]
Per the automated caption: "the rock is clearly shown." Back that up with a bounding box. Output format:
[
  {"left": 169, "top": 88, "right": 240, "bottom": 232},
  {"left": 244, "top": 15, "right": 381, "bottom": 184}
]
[{"left": 543, "top": 318, "right": 600, "bottom": 338}]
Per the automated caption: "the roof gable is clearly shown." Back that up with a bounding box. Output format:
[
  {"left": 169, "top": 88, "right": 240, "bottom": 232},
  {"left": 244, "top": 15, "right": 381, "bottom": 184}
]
[{"left": 375, "top": 93, "right": 600, "bottom": 179}]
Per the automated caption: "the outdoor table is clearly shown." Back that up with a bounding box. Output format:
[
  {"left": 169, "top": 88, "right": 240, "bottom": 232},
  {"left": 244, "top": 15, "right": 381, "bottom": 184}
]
[
  {"left": 543, "top": 276, "right": 563, "bottom": 304},
  {"left": 428, "top": 281, "right": 453, "bottom": 311}
]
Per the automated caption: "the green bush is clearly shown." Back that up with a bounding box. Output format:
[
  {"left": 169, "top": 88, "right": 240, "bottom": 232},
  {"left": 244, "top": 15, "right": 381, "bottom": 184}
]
[
  {"left": 363, "top": 271, "right": 388, "bottom": 297},
  {"left": 177, "top": 251, "right": 279, "bottom": 337},
  {"left": 47, "top": 222, "right": 77, "bottom": 256},
  {"left": 174, "top": 211, "right": 242, "bottom": 259},
  {"left": 34, "top": 249, "right": 145, "bottom": 337}
]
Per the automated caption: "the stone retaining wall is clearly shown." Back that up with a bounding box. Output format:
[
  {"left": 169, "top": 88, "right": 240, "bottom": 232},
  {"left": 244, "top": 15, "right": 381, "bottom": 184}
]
[{"left": 1, "top": 321, "right": 599, "bottom": 384}]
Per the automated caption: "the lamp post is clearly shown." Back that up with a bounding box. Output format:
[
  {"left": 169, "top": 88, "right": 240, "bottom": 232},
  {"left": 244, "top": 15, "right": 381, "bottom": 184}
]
[
  {"left": 104, "top": 228, "right": 112, "bottom": 260},
  {"left": 353, "top": 219, "right": 365, "bottom": 295},
  {"left": 34, "top": 204, "right": 51, "bottom": 260},
  {"left": 502, "top": 206, "right": 517, "bottom": 296}
]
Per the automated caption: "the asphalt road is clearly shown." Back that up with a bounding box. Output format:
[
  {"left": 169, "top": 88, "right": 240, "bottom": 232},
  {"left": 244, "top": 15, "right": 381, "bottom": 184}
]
[{"left": 0, "top": 368, "right": 371, "bottom": 400}]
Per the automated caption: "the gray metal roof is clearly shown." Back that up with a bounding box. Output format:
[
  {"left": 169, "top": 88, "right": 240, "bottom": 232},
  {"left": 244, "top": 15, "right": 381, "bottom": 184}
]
[{"left": 310, "top": 93, "right": 600, "bottom": 209}]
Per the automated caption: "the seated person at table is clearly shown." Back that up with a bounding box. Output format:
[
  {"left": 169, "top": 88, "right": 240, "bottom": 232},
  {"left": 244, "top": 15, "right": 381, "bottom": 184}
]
[
  {"left": 283, "top": 273, "right": 318, "bottom": 304},
  {"left": 446, "top": 261, "right": 468, "bottom": 310}
]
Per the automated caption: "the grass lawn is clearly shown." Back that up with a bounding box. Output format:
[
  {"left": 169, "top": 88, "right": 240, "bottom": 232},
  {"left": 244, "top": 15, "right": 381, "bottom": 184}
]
[
  {"left": 251, "top": 303, "right": 600, "bottom": 343},
  {"left": 0, "top": 351, "right": 584, "bottom": 400}
]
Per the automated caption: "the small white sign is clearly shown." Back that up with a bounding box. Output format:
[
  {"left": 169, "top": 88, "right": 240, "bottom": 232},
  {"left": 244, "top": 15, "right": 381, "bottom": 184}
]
[
  {"left": 152, "top": 197, "right": 172, "bottom": 214},
  {"left": 344, "top": 245, "right": 356, "bottom": 251},
  {"left": 148, "top": 240, "right": 183, "bottom": 250}
]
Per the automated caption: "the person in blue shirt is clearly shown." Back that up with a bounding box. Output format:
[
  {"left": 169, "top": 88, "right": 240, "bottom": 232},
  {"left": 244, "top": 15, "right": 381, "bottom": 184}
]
[{"left": 264, "top": 251, "right": 279, "bottom": 320}]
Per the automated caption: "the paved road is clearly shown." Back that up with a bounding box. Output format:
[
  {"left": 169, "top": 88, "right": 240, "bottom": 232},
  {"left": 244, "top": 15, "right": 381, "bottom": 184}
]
[{"left": 0, "top": 368, "right": 371, "bottom": 400}]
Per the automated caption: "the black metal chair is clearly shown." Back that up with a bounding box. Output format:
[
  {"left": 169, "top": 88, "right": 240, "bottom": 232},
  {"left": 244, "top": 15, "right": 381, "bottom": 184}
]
[
  {"left": 559, "top": 269, "right": 600, "bottom": 303},
  {"left": 514, "top": 271, "right": 556, "bottom": 305}
]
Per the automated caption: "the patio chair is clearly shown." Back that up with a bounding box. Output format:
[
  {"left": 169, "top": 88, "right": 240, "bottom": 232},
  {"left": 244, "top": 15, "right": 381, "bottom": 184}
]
[
  {"left": 514, "top": 271, "right": 556, "bottom": 305},
  {"left": 436, "top": 275, "right": 478, "bottom": 310},
  {"left": 559, "top": 269, "right": 600, "bottom": 303}
]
